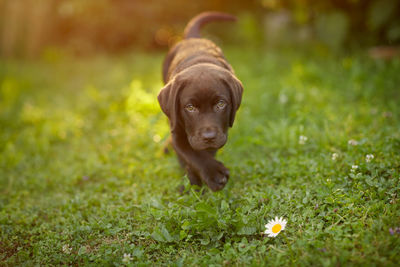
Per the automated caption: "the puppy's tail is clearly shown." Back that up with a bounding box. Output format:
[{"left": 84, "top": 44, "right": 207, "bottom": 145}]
[{"left": 183, "top": 12, "right": 237, "bottom": 39}]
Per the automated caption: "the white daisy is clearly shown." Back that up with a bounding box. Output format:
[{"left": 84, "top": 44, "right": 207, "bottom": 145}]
[
  {"left": 299, "top": 135, "right": 308, "bottom": 145},
  {"left": 351, "top": 165, "right": 359, "bottom": 172},
  {"left": 152, "top": 134, "right": 161, "bottom": 143},
  {"left": 279, "top": 93, "right": 288, "bottom": 104},
  {"left": 122, "top": 253, "right": 133, "bottom": 263},
  {"left": 348, "top": 139, "right": 358, "bottom": 146},
  {"left": 264, "top": 217, "right": 287, "bottom": 237},
  {"left": 62, "top": 244, "right": 72, "bottom": 254},
  {"left": 366, "top": 154, "right": 374, "bottom": 162},
  {"left": 331, "top": 153, "right": 339, "bottom": 161}
]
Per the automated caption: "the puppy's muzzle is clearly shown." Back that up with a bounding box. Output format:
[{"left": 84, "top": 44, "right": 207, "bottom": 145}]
[
  {"left": 189, "top": 126, "right": 227, "bottom": 150},
  {"left": 201, "top": 127, "right": 217, "bottom": 143}
]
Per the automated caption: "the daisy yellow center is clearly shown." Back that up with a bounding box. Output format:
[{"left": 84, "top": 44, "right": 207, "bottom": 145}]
[{"left": 272, "top": 224, "right": 282, "bottom": 233}]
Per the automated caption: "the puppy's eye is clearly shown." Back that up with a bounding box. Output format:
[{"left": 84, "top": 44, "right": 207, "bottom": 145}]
[
  {"left": 215, "top": 100, "right": 227, "bottom": 110},
  {"left": 185, "top": 104, "right": 197, "bottom": 112}
]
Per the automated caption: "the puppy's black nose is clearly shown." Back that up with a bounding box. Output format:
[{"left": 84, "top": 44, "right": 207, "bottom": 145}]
[{"left": 201, "top": 129, "right": 217, "bottom": 142}]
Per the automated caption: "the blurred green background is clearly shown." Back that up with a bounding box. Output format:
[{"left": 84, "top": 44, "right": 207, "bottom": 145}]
[{"left": 1, "top": 0, "right": 400, "bottom": 58}]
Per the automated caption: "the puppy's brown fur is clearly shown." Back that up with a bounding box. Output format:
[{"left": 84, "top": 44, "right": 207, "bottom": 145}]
[{"left": 158, "top": 12, "right": 243, "bottom": 191}]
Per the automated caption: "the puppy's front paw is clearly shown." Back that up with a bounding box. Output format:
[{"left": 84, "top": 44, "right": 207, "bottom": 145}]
[{"left": 201, "top": 160, "right": 229, "bottom": 191}]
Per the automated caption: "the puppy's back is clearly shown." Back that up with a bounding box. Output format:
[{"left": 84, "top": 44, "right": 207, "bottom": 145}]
[
  {"left": 162, "top": 12, "right": 236, "bottom": 84},
  {"left": 163, "top": 39, "right": 233, "bottom": 83}
]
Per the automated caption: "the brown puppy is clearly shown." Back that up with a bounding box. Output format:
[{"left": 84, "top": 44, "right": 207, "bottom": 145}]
[{"left": 158, "top": 12, "right": 243, "bottom": 191}]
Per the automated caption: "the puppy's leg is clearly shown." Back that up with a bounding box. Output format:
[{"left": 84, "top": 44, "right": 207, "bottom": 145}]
[
  {"left": 176, "top": 153, "right": 203, "bottom": 187},
  {"left": 172, "top": 134, "right": 229, "bottom": 191},
  {"left": 199, "top": 157, "right": 230, "bottom": 191},
  {"left": 199, "top": 149, "right": 229, "bottom": 191},
  {"left": 162, "top": 136, "right": 173, "bottom": 154},
  {"left": 186, "top": 167, "right": 203, "bottom": 187}
]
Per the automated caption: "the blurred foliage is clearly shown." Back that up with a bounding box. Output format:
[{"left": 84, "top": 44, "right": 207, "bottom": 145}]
[
  {"left": 262, "top": 0, "right": 400, "bottom": 49},
  {"left": 0, "top": 0, "right": 399, "bottom": 57},
  {"left": 315, "top": 11, "right": 349, "bottom": 51},
  {"left": 0, "top": 0, "right": 260, "bottom": 57}
]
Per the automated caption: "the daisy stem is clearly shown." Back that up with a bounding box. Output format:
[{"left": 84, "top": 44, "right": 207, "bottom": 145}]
[{"left": 283, "top": 233, "right": 294, "bottom": 262}]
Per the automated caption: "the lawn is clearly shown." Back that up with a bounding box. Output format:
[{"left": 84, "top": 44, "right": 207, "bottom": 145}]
[{"left": 1, "top": 48, "right": 400, "bottom": 266}]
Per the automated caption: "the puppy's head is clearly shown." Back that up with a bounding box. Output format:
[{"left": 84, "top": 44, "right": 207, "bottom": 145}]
[{"left": 158, "top": 64, "right": 243, "bottom": 150}]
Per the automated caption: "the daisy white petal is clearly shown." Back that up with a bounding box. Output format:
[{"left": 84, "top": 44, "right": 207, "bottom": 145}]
[{"left": 264, "top": 217, "right": 287, "bottom": 238}]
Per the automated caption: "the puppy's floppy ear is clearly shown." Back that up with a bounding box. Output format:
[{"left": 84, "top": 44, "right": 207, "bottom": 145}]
[
  {"left": 158, "top": 77, "right": 185, "bottom": 132},
  {"left": 225, "top": 74, "right": 243, "bottom": 127}
]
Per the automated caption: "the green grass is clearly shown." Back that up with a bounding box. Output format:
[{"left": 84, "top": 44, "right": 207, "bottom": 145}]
[{"left": 1, "top": 48, "right": 400, "bottom": 266}]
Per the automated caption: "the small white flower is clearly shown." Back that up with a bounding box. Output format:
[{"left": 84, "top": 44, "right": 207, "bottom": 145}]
[
  {"left": 264, "top": 217, "right": 287, "bottom": 237},
  {"left": 348, "top": 139, "right": 358, "bottom": 146},
  {"left": 152, "top": 134, "right": 161, "bottom": 143},
  {"left": 351, "top": 165, "right": 359, "bottom": 172},
  {"left": 331, "top": 153, "right": 339, "bottom": 161},
  {"left": 299, "top": 135, "right": 308, "bottom": 145},
  {"left": 366, "top": 154, "right": 374, "bottom": 162},
  {"left": 122, "top": 253, "right": 133, "bottom": 263},
  {"left": 62, "top": 244, "right": 72, "bottom": 254},
  {"left": 279, "top": 93, "right": 288, "bottom": 104}
]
